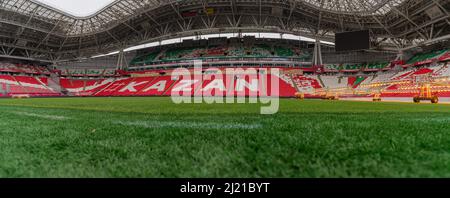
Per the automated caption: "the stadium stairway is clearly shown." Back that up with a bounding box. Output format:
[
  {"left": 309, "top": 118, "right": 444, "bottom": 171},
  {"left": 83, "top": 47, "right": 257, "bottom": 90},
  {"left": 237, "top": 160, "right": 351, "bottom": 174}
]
[
  {"left": 317, "top": 75, "right": 326, "bottom": 88},
  {"left": 289, "top": 74, "right": 301, "bottom": 93},
  {"left": 48, "top": 73, "right": 65, "bottom": 95},
  {"left": 434, "top": 63, "right": 450, "bottom": 77}
]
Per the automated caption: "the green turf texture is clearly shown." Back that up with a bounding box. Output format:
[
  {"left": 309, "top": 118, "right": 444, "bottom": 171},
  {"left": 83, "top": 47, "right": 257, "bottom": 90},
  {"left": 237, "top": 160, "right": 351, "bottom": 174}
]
[{"left": 0, "top": 97, "right": 449, "bottom": 178}]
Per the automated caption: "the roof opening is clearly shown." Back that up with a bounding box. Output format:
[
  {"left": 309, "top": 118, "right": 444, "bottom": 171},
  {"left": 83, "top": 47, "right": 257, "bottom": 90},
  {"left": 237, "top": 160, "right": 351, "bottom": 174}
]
[
  {"left": 35, "top": 0, "right": 116, "bottom": 17},
  {"left": 301, "top": 0, "right": 407, "bottom": 15}
]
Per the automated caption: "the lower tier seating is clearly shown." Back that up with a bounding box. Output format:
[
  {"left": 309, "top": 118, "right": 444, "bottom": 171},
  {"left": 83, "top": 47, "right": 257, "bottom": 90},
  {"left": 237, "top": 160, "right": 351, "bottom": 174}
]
[
  {"left": 0, "top": 75, "right": 59, "bottom": 96},
  {"left": 91, "top": 73, "right": 298, "bottom": 97},
  {"left": 2, "top": 62, "right": 449, "bottom": 98}
]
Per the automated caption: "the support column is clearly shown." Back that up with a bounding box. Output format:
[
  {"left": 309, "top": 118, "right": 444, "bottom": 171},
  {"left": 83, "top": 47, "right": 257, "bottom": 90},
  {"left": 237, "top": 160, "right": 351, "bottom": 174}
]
[
  {"left": 51, "top": 61, "right": 58, "bottom": 71},
  {"left": 116, "top": 50, "right": 128, "bottom": 70},
  {"left": 396, "top": 50, "right": 404, "bottom": 61},
  {"left": 312, "top": 38, "right": 323, "bottom": 66}
]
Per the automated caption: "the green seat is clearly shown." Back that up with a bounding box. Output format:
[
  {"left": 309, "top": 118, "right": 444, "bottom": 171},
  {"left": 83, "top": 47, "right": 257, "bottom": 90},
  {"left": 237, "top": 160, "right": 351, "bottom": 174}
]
[{"left": 275, "top": 47, "right": 294, "bottom": 57}]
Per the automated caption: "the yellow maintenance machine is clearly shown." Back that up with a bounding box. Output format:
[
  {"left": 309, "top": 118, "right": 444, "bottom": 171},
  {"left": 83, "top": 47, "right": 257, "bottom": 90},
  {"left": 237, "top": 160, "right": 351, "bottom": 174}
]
[
  {"left": 413, "top": 74, "right": 440, "bottom": 104},
  {"left": 413, "top": 83, "right": 439, "bottom": 104},
  {"left": 373, "top": 93, "right": 382, "bottom": 102},
  {"left": 295, "top": 92, "right": 305, "bottom": 100},
  {"left": 321, "top": 92, "right": 339, "bottom": 100}
]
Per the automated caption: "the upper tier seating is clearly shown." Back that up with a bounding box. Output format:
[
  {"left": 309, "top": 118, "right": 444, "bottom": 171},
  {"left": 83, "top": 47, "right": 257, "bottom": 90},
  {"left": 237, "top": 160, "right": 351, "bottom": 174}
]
[
  {"left": 227, "top": 46, "right": 245, "bottom": 57},
  {"left": 130, "top": 44, "right": 312, "bottom": 66},
  {"left": 250, "top": 46, "right": 272, "bottom": 57},
  {"left": 60, "top": 69, "right": 117, "bottom": 77},
  {"left": 367, "top": 63, "right": 389, "bottom": 70},
  {"left": 162, "top": 47, "right": 205, "bottom": 60},
  {"left": 325, "top": 63, "right": 389, "bottom": 71},
  {"left": 86, "top": 69, "right": 103, "bottom": 76},
  {"left": 0, "top": 63, "right": 50, "bottom": 74},
  {"left": 407, "top": 49, "right": 449, "bottom": 64},
  {"left": 343, "top": 64, "right": 366, "bottom": 70},
  {"left": 131, "top": 51, "right": 161, "bottom": 65},
  {"left": 0, "top": 63, "right": 20, "bottom": 73},
  {"left": 275, "top": 47, "right": 294, "bottom": 57},
  {"left": 325, "top": 64, "right": 340, "bottom": 71},
  {"left": 207, "top": 46, "right": 227, "bottom": 57}
]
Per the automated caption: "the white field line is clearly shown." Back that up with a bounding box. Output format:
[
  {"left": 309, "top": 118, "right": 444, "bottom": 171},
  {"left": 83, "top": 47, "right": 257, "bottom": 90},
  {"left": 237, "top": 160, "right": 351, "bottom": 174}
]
[
  {"left": 401, "top": 117, "right": 450, "bottom": 123},
  {"left": 117, "top": 120, "right": 262, "bottom": 130},
  {"left": 13, "top": 112, "right": 71, "bottom": 121},
  {"left": 340, "top": 97, "right": 450, "bottom": 104}
]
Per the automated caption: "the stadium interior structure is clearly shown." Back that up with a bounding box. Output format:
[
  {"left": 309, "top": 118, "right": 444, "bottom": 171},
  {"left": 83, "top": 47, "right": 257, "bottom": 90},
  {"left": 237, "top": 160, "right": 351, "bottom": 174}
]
[{"left": 0, "top": 0, "right": 449, "bottom": 102}]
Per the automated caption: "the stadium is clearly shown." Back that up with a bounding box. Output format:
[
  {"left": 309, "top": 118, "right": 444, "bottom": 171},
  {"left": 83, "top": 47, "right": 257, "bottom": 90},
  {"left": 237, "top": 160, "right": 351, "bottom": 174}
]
[{"left": 0, "top": 0, "right": 449, "bottom": 178}]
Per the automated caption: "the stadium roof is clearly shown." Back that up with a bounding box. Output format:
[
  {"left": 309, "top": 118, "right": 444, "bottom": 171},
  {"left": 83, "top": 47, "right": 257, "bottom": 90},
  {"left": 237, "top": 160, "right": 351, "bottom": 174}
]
[
  {"left": 35, "top": 0, "right": 116, "bottom": 17},
  {"left": 0, "top": 0, "right": 448, "bottom": 62},
  {"left": 35, "top": 0, "right": 409, "bottom": 17},
  {"left": 302, "top": 0, "right": 407, "bottom": 15}
]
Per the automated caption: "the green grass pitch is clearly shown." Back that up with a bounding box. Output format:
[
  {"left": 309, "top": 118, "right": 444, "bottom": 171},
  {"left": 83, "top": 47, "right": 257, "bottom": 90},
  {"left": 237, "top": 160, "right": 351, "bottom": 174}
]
[{"left": 0, "top": 97, "right": 449, "bottom": 178}]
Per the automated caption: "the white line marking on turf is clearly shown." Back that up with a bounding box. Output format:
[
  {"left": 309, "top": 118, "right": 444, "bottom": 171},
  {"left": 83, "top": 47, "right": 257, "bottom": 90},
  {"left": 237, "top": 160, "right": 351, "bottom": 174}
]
[
  {"left": 13, "top": 112, "right": 70, "bottom": 121},
  {"left": 402, "top": 118, "right": 450, "bottom": 123},
  {"left": 117, "top": 121, "right": 262, "bottom": 130}
]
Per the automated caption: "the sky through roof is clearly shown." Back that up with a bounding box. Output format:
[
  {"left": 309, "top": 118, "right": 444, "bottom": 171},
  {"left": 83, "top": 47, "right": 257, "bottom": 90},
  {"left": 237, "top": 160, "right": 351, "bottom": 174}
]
[{"left": 35, "top": 0, "right": 115, "bottom": 17}]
